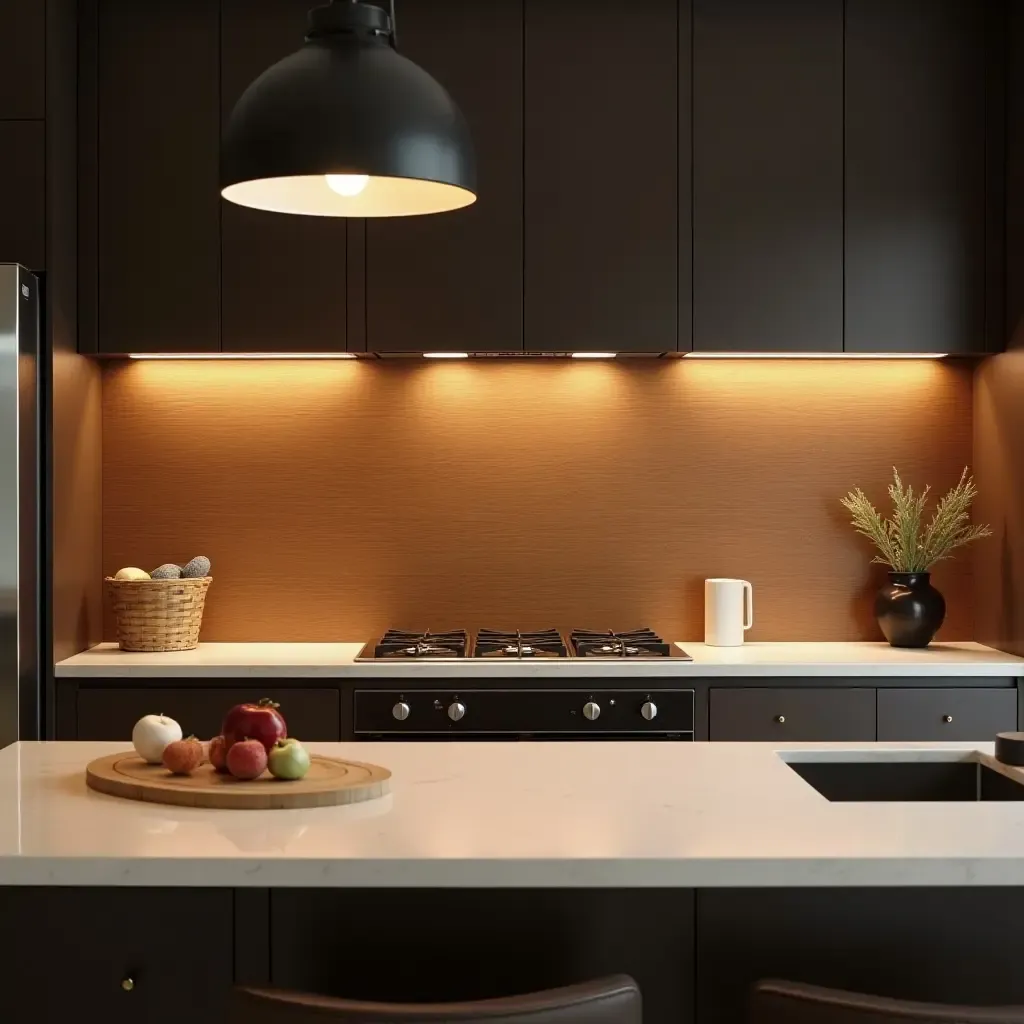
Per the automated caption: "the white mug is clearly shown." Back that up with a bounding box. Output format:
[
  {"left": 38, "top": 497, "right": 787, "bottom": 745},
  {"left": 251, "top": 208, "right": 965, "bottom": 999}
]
[{"left": 704, "top": 578, "right": 753, "bottom": 647}]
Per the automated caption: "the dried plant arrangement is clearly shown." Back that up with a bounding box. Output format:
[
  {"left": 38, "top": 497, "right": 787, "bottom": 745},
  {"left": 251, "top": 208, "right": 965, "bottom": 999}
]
[{"left": 840, "top": 467, "right": 991, "bottom": 573}]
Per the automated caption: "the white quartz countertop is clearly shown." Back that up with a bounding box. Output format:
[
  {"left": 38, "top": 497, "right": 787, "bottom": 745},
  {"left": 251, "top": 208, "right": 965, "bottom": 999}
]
[
  {"left": 3, "top": 740, "right": 1024, "bottom": 888},
  {"left": 54, "top": 641, "right": 1024, "bottom": 679}
]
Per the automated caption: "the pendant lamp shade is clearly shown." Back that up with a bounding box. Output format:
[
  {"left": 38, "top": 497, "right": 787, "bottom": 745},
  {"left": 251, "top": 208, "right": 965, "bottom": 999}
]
[{"left": 221, "top": 1, "right": 476, "bottom": 217}]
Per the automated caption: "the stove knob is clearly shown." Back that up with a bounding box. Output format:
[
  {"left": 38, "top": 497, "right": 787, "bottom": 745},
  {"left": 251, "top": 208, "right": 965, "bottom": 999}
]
[
  {"left": 392, "top": 701, "right": 411, "bottom": 721},
  {"left": 583, "top": 701, "right": 601, "bottom": 721},
  {"left": 641, "top": 701, "right": 658, "bottom": 721},
  {"left": 448, "top": 701, "right": 466, "bottom": 722}
]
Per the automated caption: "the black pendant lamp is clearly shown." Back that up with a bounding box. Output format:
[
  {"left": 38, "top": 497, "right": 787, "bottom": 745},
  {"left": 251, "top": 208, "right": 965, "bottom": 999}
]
[{"left": 221, "top": 0, "right": 476, "bottom": 217}]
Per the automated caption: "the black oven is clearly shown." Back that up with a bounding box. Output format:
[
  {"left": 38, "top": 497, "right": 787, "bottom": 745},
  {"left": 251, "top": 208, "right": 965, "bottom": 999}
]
[{"left": 353, "top": 688, "right": 695, "bottom": 740}]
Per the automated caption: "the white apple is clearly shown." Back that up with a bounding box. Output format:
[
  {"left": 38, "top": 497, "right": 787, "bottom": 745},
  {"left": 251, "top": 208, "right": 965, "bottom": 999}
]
[{"left": 132, "top": 714, "right": 182, "bottom": 764}]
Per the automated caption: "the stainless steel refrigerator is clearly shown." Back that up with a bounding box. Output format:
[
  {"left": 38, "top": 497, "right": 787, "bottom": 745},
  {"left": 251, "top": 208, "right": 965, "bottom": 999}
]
[{"left": 0, "top": 265, "right": 39, "bottom": 749}]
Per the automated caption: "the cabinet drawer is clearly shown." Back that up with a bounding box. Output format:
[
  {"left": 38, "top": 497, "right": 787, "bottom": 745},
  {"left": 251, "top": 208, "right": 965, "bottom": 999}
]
[
  {"left": 710, "top": 688, "right": 875, "bottom": 741},
  {"left": 76, "top": 686, "right": 340, "bottom": 742},
  {"left": 0, "top": 888, "right": 232, "bottom": 1021},
  {"left": 877, "top": 688, "right": 1017, "bottom": 742}
]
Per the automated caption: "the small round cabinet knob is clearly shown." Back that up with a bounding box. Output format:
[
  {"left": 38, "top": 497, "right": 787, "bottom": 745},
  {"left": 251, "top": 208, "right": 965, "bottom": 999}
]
[
  {"left": 943, "top": 714, "right": 953, "bottom": 724},
  {"left": 641, "top": 701, "right": 658, "bottom": 721},
  {"left": 392, "top": 701, "right": 411, "bottom": 721},
  {"left": 583, "top": 701, "right": 601, "bottom": 721},
  {"left": 121, "top": 978, "right": 135, "bottom": 993},
  {"left": 775, "top": 715, "right": 786, "bottom": 724},
  {"left": 448, "top": 701, "right": 466, "bottom": 722}
]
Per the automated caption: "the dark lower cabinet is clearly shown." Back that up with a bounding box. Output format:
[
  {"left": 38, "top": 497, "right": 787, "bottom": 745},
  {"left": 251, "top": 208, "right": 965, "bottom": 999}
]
[
  {"left": 72, "top": 686, "right": 341, "bottom": 741},
  {"left": 696, "top": 888, "right": 1024, "bottom": 1024},
  {"left": 709, "top": 687, "right": 876, "bottom": 741},
  {"left": 0, "top": 888, "right": 233, "bottom": 1022},
  {"left": 269, "top": 889, "right": 695, "bottom": 1024},
  {"left": 876, "top": 687, "right": 1018, "bottom": 741},
  {"left": 5, "top": 885, "right": 1024, "bottom": 1019}
]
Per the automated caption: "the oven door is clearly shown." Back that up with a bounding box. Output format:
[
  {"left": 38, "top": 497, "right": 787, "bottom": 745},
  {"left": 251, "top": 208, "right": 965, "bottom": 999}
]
[{"left": 353, "top": 688, "right": 695, "bottom": 739}]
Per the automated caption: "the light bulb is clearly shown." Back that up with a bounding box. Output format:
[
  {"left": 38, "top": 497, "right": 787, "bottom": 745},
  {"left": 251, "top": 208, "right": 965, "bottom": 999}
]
[{"left": 326, "top": 174, "right": 369, "bottom": 197}]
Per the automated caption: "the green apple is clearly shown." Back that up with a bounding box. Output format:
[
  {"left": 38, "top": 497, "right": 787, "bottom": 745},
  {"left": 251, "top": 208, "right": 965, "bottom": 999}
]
[{"left": 268, "top": 738, "right": 311, "bottom": 780}]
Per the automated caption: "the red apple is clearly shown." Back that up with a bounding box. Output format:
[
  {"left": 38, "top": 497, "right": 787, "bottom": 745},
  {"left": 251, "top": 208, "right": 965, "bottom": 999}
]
[
  {"left": 222, "top": 698, "right": 287, "bottom": 754},
  {"left": 162, "top": 736, "right": 204, "bottom": 775},
  {"left": 226, "top": 738, "right": 268, "bottom": 780},
  {"left": 208, "top": 734, "right": 228, "bottom": 773}
]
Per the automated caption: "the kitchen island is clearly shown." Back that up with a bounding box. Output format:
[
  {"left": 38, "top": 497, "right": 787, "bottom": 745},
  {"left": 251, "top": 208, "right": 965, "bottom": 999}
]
[
  {"left": 3, "top": 739, "right": 1024, "bottom": 887},
  {"left": 1, "top": 741, "right": 1023, "bottom": 1023}
]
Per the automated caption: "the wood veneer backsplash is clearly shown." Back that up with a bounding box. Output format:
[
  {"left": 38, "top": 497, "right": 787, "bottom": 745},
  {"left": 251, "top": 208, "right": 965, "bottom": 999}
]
[
  {"left": 974, "top": 346, "right": 1024, "bottom": 657},
  {"left": 102, "top": 358, "right": 975, "bottom": 641}
]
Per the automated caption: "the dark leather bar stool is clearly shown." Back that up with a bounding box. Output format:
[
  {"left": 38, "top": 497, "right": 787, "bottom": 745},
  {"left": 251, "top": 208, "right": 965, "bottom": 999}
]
[
  {"left": 230, "top": 975, "right": 641, "bottom": 1024},
  {"left": 751, "top": 980, "right": 1024, "bottom": 1024}
]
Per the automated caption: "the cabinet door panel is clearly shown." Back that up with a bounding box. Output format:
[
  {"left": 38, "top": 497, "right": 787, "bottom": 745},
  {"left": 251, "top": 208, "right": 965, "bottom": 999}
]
[
  {"left": 365, "top": 0, "right": 522, "bottom": 353},
  {"left": 877, "top": 687, "right": 1017, "bottom": 742},
  {"left": 693, "top": 0, "right": 843, "bottom": 352},
  {"left": 0, "top": 2, "right": 44, "bottom": 119},
  {"left": 697, "top": 889, "right": 1024, "bottom": 1024},
  {"left": 0, "top": 121, "right": 45, "bottom": 269},
  {"left": 96, "top": 0, "right": 220, "bottom": 353},
  {"left": 271, "top": 889, "right": 695, "bottom": 1024},
  {"left": 710, "top": 687, "right": 875, "bottom": 741},
  {"left": 0, "top": 888, "right": 233, "bottom": 1022},
  {"left": 221, "top": 0, "right": 348, "bottom": 353},
  {"left": 845, "top": 0, "right": 987, "bottom": 353},
  {"left": 525, "top": 0, "right": 680, "bottom": 353},
  {"left": 76, "top": 686, "right": 341, "bottom": 741}
]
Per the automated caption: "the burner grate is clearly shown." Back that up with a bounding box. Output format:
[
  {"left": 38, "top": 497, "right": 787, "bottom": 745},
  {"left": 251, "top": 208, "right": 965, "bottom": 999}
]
[
  {"left": 475, "top": 628, "right": 568, "bottom": 659},
  {"left": 374, "top": 629, "right": 468, "bottom": 659},
  {"left": 569, "top": 628, "right": 671, "bottom": 658}
]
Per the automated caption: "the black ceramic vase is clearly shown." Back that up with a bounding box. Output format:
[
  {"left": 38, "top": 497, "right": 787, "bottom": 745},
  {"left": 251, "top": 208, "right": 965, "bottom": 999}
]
[{"left": 874, "top": 572, "right": 946, "bottom": 648}]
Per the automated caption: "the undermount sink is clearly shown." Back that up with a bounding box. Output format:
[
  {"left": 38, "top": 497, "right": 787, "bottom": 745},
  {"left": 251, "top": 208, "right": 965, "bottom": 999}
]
[{"left": 781, "top": 754, "right": 1024, "bottom": 802}]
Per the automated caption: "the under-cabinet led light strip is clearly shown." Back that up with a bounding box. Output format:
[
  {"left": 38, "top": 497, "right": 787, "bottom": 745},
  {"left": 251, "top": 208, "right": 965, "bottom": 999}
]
[
  {"left": 126, "top": 351, "right": 948, "bottom": 360},
  {"left": 682, "top": 352, "right": 947, "bottom": 359},
  {"left": 128, "top": 352, "right": 358, "bottom": 360}
]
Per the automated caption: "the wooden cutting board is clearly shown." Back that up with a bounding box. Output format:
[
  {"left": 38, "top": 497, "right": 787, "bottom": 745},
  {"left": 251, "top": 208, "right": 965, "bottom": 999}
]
[{"left": 86, "top": 751, "right": 390, "bottom": 810}]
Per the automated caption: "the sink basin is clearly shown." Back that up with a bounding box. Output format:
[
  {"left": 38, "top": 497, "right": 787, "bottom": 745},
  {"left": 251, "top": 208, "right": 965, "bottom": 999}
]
[{"left": 781, "top": 755, "right": 1024, "bottom": 802}]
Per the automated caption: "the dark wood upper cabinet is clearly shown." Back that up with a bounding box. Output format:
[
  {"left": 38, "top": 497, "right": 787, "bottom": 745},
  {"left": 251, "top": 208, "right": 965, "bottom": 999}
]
[
  {"left": 0, "top": 121, "right": 45, "bottom": 271},
  {"left": 845, "top": 0, "right": 989, "bottom": 354},
  {"left": 524, "top": 0, "right": 681, "bottom": 354},
  {"left": 221, "top": 0, "right": 348, "bottom": 353},
  {"left": 693, "top": 0, "right": 843, "bottom": 353},
  {"left": 679, "top": 1, "right": 693, "bottom": 354},
  {"left": 364, "top": 0, "right": 523, "bottom": 353},
  {"left": 0, "top": 2, "right": 45, "bottom": 120},
  {"left": 93, "top": 0, "right": 220, "bottom": 353},
  {"left": 76, "top": 0, "right": 1002, "bottom": 357}
]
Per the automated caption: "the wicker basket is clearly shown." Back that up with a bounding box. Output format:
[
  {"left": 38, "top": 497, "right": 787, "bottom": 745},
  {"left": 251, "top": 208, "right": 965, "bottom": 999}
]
[{"left": 106, "top": 576, "right": 212, "bottom": 652}]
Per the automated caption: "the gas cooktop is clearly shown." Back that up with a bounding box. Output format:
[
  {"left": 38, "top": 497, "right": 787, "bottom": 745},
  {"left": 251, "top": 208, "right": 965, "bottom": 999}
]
[{"left": 355, "top": 628, "right": 692, "bottom": 662}]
